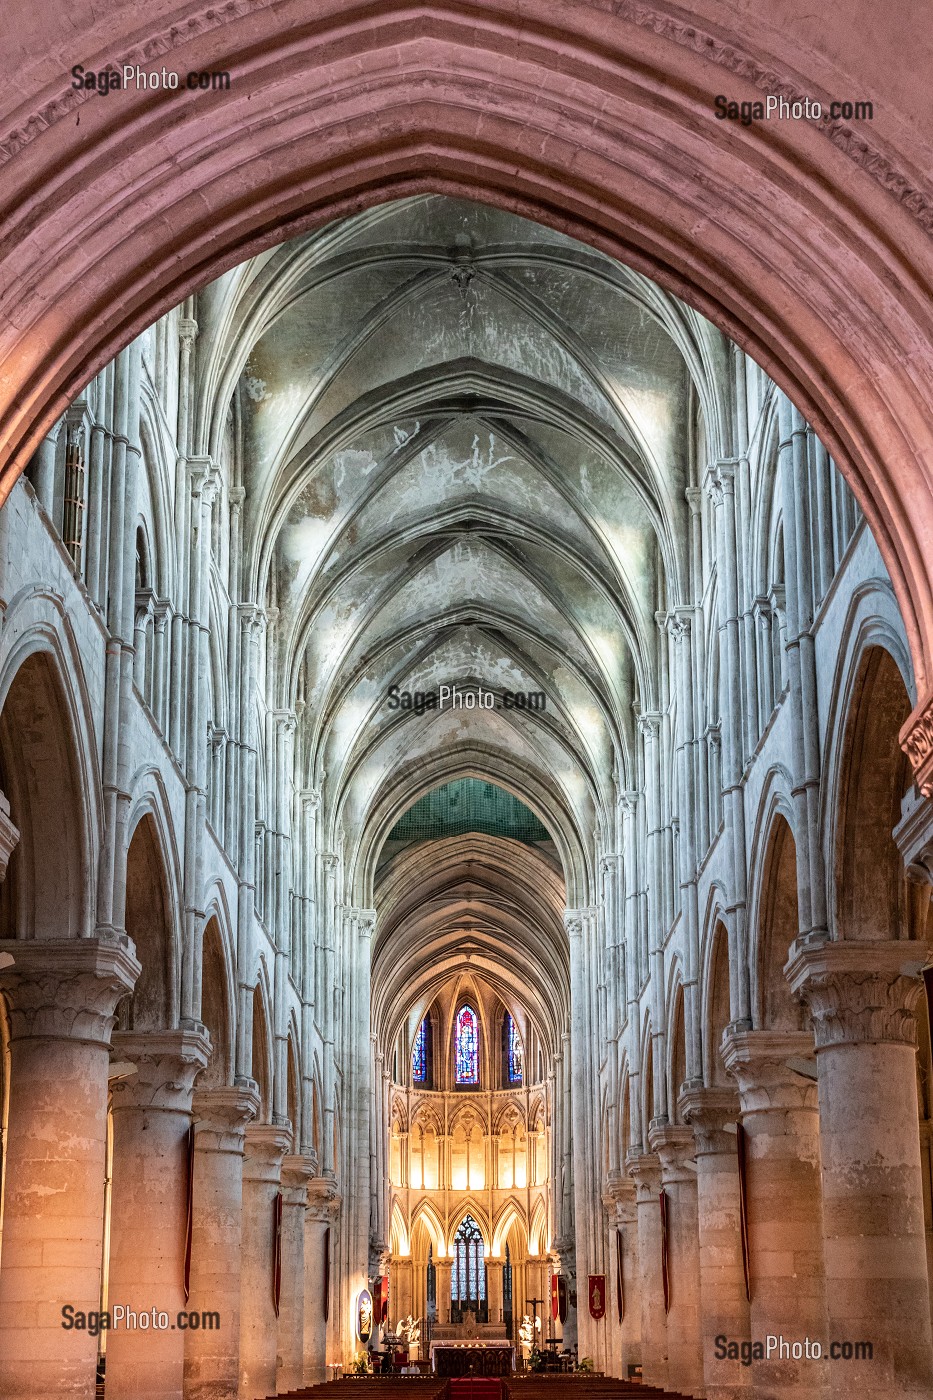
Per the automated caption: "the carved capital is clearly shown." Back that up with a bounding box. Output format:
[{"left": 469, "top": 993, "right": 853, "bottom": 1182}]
[
  {"left": 625, "top": 1149, "right": 662, "bottom": 1201},
  {"left": 192, "top": 1081, "right": 261, "bottom": 1153},
  {"left": 721, "top": 1028, "right": 818, "bottom": 1111},
  {"left": 636, "top": 710, "right": 662, "bottom": 741},
  {"left": 0, "top": 935, "right": 139, "bottom": 1045},
  {"left": 679, "top": 1085, "right": 740, "bottom": 1156},
  {"left": 110, "top": 1028, "right": 211, "bottom": 1113},
  {"left": 242, "top": 1122, "right": 293, "bottom": 1181},
  {"left": 281, "top": 1152, "right": 317, "bottom": 1205},
  {"left": 0, "top": 789, "right": 20, "bottom": 882},
  {"left": 901, "top": 694, "right": 933, "bottom": 797},
  {"left": 307, "top": 1175, "right": 341, "bottom": 1221},
  {"left": 647, "top": 1121, "right": 696, "bottom": 1182},
  {"left": 705, "top": 458, "right": 738, "bottom": 505},
  {"left": 786, "top": 939, "right": 927, "bottom": 1049}
]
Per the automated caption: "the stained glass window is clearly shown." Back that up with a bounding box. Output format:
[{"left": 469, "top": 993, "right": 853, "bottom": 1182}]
[
  {"left": 412, "top": 1017, "right": 428, "bottom": 1083},
  {"left": 453, "top": 1214, "right": 486, "bottom": 1305},
  {"left": 455, "top": 1004, "right": 479, "bottom": 1084},
  {"left": 507, "top": 1014, "right": 523, "bottom": 1084}
]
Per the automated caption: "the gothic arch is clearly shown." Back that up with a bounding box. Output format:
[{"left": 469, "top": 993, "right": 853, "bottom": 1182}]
[
  {"left": 200, "top": 912, "right": 234, "bottom": 1089},
  {"left": 754, "top": 813, "right": 806, "bottom": 1032},
  {"left": 121, "top": 810, "right": 178, "bottom": 1031},
  {"left": 831, "top": 643, "right": 915, "bottom": 942},
  {"left": 0, "top": 640, "right": 92, "bottom": 942}
]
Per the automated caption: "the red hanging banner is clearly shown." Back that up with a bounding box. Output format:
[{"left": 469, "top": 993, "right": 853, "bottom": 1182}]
[
  {"left": 615, "top": 1229, "right": 624, "bottom": 1323},
  {"left": 551, "top": 1273, "right": 567, "bottom": 1322},
  {"left": 659, "top": 1189, "right": 670, "bottom": 1315},
  {"left": 736, "top": 1122, "right": 750, "bottom": 1302},
  {"left": 323, "top": 1226, "right": 331, "bottom": 1322},
  {"left": 588, "top": 1274, "right": 606, "bottom": 1321},
  {"left": 272, "top": 1190, "right": 283, "bottom": 1318},
  {"left": 183, "top": 1122, "right": 195, "bottom": 1304},
  {"left": 551, "top": 1273, "right": 559, "bottom": 1320}
]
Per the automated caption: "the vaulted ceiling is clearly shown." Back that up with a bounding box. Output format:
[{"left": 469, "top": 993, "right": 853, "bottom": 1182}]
[{"left": 194, "top": 195, "right": 732, "bottom": 1051}]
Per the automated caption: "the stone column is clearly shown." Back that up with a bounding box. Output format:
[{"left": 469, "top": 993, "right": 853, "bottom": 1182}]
[
  {"left": 787, "top": 940, "right": 933, "bottom": 1400},
  {"left": 627, "top": 1152, "right": 666, "bottom": 1388},
  {"left": 649, "top": 1123, "right": 703, "bottom": 1397},
  {"left": 0, "top": 936, "right": 139, "bottom": 1400},
  {"left": 105, "top": 1028, "right": 210, "bottom": 1400},
  {"left": 276, "top": 1154, "right": 315, "bottom": 1394},
  {"left": 184, "top": 1081, "right": 261, "bottom": 1400},
  {"left": 304, "top": 1179, "right": 340, "bottom": 1385},
  {"left": 487, "top": 1259, "right": 504, "bottom": 1327},
  {"left": 436, "top": 1261, "right": 452, "bottom": 1325},
  {"left": 239, "top": 1124, "right": 291, "bottom": 1400},
  {"left": 681, "top": 1086, "right": 750, "bottom": 1400},
  {"left": 603, "top": 1179, "right": 641, "bottom": 1380},
  {"left": 722, "top": 1029, "right": 826, "bottom": 1400}
]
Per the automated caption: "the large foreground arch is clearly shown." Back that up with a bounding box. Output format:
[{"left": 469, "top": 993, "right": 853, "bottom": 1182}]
[{"left": 3, "top": 1, "right": 933, "bottom": 771}]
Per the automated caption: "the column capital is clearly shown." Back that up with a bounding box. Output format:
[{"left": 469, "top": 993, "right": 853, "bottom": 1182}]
[
  {"left": 647, "top": 1121, "right": 697, "bottom": 1182},
  {"left": 625, "top": 1149, "right": 662, "bottom": 1201},
  {"left": 636, "top": 709, "right": 662, "bottom": 741},
  {"left": 243, "top": 1122, "right": 292, "bottom": 1181},
  {"left": 192, "top": 1081, "right": 261, "bottom": 1153},
  {"left": 281, "top": 1152, "right": 317, "bottom": 1204},
  {"left": 0, "top": 934, "right": 140, "bottom": 1045},
  {"left": 563, "top": 907, "right": 598, "bottom": 938},
  {"left": 0, "top": 788, "right": 19, "bottom": 881},
  {"left": 678, "top": 1085, "right": 740, "bottom": 1156},
  {"left": 110, "top": 1027, "right": 211, "bottom": 1113},
  {"left": 786, "top": 938, "right": 928, "bottom": 1049},
  {"left": 307, "top": 1175, "right": 341, "bottom": 1221},
  {"left": 705, "top": 458, "right": 739, "bottom": 504},
  {"left": 602, "top": 1175, "right": 637, "bottom": 1223},
  {"left": 721, "top": 1028, "right": 818, "bottom": 1110}
]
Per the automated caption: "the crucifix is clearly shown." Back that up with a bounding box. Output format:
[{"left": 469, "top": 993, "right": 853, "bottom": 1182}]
[{"left": 526, "top": 1296, "right": 545, "bottom": 1330}]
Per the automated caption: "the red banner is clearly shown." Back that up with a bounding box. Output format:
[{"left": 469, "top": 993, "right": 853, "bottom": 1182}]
[
  {"left": 375, "top": 1273, "right": 390, "bottom": 1323},
  {"left": 615, "top": 1229, "right": 624, "bottom": 1323},
  {"left": 588, "top": 1274, "right": 606, "bottom": 1321},
  {"left": 272, "top": 1190, "right": 283, "bottom": 1318},
  {"left": 659, "top": 1189, "right": 670, "bottom": 1315},
  {"left": 551, "top": 1273, "right": 567, "bottom": 1322},
  {"left": 736, "top": 1122, "right": 750, "bottom": 1302},
  {"left": 323, "top": 1226, "right": 331, "bottom": 1321},
  {"left": 183, "top": 1123, "right": 195, "bottom": 1304}
]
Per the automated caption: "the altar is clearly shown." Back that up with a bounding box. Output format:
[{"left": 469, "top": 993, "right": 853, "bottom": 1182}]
[{"left": 431, "top": 1344, "right": 515, "bottom": 1377}]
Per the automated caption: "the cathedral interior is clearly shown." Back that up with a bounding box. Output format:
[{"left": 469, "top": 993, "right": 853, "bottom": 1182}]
[{"left": 1, "top": 7, "right": 933, "bottom": 1400}]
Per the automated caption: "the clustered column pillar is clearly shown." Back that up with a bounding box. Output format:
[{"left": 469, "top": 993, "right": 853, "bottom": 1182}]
[
  {"left": 304, "top": 1178, "right": 340, "bottom": 1386},
  {"left": 0, "top": 936, "right": 139, "bottom": 1400},
  {"left": 788, "top": 940, "right": 933, "bottom": 1400},
  {"left": 722, "top": 1029, "right": 826, "bottom": 1400},
  {"left": 105, "top": 1028, "right": 211, "bottom": 1400},
  {"left": 276, "top": 1154, "right": 316, "bottom": 1395},
  {"left": 184, "top": 1081, "right": 261, "bottom": 1400},
  {"left": 649, "top": 1123, "right": 703, "bottom": 1397},
  {"left": 239, "top": 1123, "right": 291, "bottom": 1400},
  {"left": 626, "top": 1151, "right": 666, "bottom": 1388},
  {"left": 680, "top": 1086, "right": 749, "bottom": 1400}
]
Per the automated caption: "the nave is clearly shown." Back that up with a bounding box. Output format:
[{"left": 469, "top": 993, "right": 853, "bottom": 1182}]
[{"left": 0, "top": 196, "right": 931, "bottom": 1400}]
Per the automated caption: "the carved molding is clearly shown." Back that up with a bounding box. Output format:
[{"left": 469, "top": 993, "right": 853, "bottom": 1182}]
[
  {"left": 192, "top": 1080, "right": 261, "bottom": 1152},
  {"left": 0, "top": 934, "right": 140, "bottom": 1045},
  {"left": 0, "top": 0, "right": 930, "bottom": 247},
  {"left": 786, "top": 939, "right": 928, "bottom": 1049},
  {"left": 110, "top": 1027, "right": 211, "bottom": 1113},
  {"left": 901, "top": 699, "right": 933, "bottom": 798},
  {"left": 721, "top": 1028, "right": 819, "bottom": 1112},
  {"left": 679, "top": 1085, "right": 739, "bottom": 1157}
]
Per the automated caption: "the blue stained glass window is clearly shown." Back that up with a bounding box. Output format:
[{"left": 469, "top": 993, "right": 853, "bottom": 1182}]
[
  {"left": 507, "top": 1015, "right": 523, "bottom": 1084},
  {"left": 455, "top": 1005, "right": 479, "bottom": 1084},
  {"left": 412, "top": 1017, "right": 428, "bottom": 1083},
  {"left": 453, "top": 1214, "right": 486, "bottom": 1304}
]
